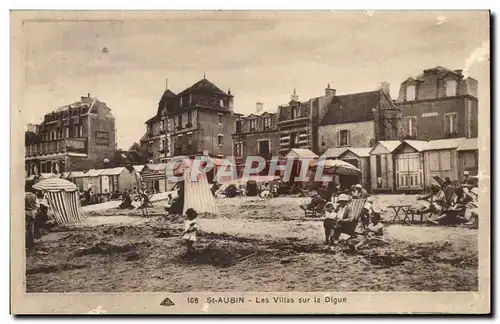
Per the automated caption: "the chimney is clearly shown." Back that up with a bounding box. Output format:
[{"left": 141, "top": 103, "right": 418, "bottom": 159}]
[
  {"left": 290, "top": 88, "right": 299, "bottom": 102},
  {"left": 228, "top": 90, "right": 234, "bottom": 112},
  {"left": 380, "top": 82, "right": 390, "bottom": 96},
  {"left": 325, "top": 83, "right": 336, "bottom": 96},
  {"left": 256, "top": 102, "right": 263, "bottom": 113}
]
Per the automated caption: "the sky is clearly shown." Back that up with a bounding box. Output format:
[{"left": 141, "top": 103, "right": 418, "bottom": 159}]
[{"left": 21, "top": 11, "right": 490, "bottom": 149}]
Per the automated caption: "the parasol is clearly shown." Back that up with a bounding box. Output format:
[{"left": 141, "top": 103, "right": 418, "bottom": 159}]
[
  {"left": 32, "top": 178, "right": 78, "bottom": 192},
  {"left": 310, "top": 159, "right": 361, "bottom": 175}
]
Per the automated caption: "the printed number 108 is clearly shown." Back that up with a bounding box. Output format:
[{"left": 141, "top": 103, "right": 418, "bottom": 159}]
[{"left": 187, "top": 297, "right": 199, "bottom": 304}]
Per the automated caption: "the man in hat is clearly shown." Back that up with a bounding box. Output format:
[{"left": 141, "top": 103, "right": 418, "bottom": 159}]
[
  {"left": 330, "top": 194, "right": 355, "bottom": 243},
  {"left": 352, "top": 184, "right": 369, "bottom": 199}
]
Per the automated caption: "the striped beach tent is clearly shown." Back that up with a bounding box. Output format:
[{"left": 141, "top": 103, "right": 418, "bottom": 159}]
[
  {"left": 180, "top": 160, "right": 218, "bottom": 217},
  {"left": 32, "top": 178, "right": 87, "bottom": 225}
]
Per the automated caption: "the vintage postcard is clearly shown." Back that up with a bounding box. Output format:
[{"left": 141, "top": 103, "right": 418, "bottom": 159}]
[{"left": 10, "top": 10, "right": 490, "bottom": 314}]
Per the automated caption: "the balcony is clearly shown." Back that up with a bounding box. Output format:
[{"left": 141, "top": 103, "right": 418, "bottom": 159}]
[{"left": 25, "top": 138, "right": 88, "bottom": 157}]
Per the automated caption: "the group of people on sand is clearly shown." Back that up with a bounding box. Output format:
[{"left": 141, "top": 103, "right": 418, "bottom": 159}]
[
  {"left": 415, "top": 172, "right": 479, "bottom": 226},
  {"left": 314, "top": 182, "right": 385, "bottom": 252}
]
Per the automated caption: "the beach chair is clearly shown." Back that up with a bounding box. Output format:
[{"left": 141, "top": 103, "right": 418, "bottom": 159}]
[{"left": 336, "top": 198, "right": 368, "bottom": 242}]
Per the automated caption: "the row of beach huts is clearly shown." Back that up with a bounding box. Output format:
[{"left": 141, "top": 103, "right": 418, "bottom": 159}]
[{"left": 26, "top": 137, "right": 479, "bottom": 195}]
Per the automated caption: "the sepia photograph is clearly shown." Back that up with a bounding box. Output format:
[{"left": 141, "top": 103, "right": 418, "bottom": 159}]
[{"left": 10, "top": 10, "right": 490, "bottom": 314}]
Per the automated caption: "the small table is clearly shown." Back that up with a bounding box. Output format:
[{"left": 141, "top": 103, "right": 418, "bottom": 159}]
[{"left": 387, "top": 204, "right": 413, "bottom": 224}]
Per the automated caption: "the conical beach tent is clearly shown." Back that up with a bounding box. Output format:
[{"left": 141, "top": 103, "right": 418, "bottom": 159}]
[
  {"left": 174, "top": 159, "right": 218, "bottom": 217},
  {"left": 32, "top": 178, "right": 87, "bottom": 225}
]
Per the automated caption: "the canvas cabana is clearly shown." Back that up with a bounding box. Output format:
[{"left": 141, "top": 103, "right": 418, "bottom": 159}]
[
  {"left": 68, "top": 171, "right": 86, "bottom": 191},
  {"left": 99, "top": 167, "right": 136, "bottom": 193},
  {"left": 81, "top": 169, "right": 104, "bottom": 193},
  {"left": 393, "top": 140, "right": 429, "bottom": 192},
  {"left": 423, "top": 138, "right": 465, "bottom": 187},
  {"left": 141, "top": 163, "right": 170, "bottom": 192},
  {"left": 32, "top": 178, "right": 88, "bottom": 225},
  {"left": 457, "top": 138, "right": 479, "bottom": 177},
  {"left": 369, "top": 140, "right": 401, "bottom": 193}
]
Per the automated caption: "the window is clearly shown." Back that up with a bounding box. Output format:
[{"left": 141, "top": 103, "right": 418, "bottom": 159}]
[
  {"left": 177, "top": 114, "right": 183, "bottom": 128},
  {"left": 249, "top": 119, "right": 256, "bottom": 131},
  {"left": 187, "top": 111, "right": 192, "bottom": 125},
  {"left": 235, "top": 120, "right": 242, "bottom": 133},
  {"left": 290, "top": 132, "right": 298, "bottom": 148},
  {"left": 65, "top": 127, "right": 70, "bottom": 138},
  {"left": 258, "top": 140, "right": 270, "bottom": 155},
  {"left": 160, "top": 139, "right": 165, "bottom": 151},
  {"left": 445, "top": 113, "right": 458, "bottom": 134},
  {"left": 189, "top": 94, "right": 192, "bottom": 103},
  {"left": 218, "top": 114, "right": 223, "bottom": 124},
  {"left": 263, "top": 117, "right": 271, "bottom": 130},
  {"left": 217, "top": 135, "right": 223, "bottom": 146},
  {"left": 220, "top": 99, "right": 224, "bottom": 107},
  {"left": 337, "top": 130, "right": 350, "bottom": 147},
  {"left": 187, "top": 133, "right": 193, "bottom": 146},
  {"left": 180, "top": 97, "right": 183, "bottom": 106},
  {"left": 405, "top": 116, "right": 417, "bottom": 137},
  {"left": 406, "top": 85, "right": 416, "bottom": 101},
  {"left": 291, "top": 106, "right": 299, "bottom": 119},
  {"left": 78, "top": 125, "right": 83, "bottom": 137},
  {"left": 446, "top": 80, "right": 457, "bottom": 97},
  {"left": 176, "top": 135, "right": 182, "bottom": 149},
  {"left": 234, "top": 142, "right": 243, "bottom": 158}
]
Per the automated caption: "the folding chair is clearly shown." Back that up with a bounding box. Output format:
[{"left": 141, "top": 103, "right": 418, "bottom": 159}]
[{"left": 336, "top": 198, "right": 368, "bottom": 242}]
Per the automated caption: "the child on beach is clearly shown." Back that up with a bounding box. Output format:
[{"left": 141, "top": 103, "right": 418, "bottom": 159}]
[
  {"left": 323, "top": 202, "right": 339, "bottom": 245},
  {"left": 182, "top": 208, "right": 198, "bottom": 252}
]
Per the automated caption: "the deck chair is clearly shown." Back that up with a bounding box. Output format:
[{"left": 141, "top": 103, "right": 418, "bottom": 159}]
[{"left": 335, "top": 198, "right": 368, "bottom": 242}]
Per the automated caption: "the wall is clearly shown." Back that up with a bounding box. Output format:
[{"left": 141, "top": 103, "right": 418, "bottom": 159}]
[
  {"left": 318, "top": 120, "right": 375, "bottom": 153},
  {"left": 397, "top": 97, "right": 477, "bottom": 140},
  {"left": 196, "top": 109, "right": 237, "bottom": 157},
  {"left": 236, "top": 131, "right": 280, "bottom": 162},
  {"left": 87, "top": 101, "right": 116, "bottom": 169}
]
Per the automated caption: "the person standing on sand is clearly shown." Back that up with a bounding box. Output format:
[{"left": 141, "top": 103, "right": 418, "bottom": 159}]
[
  {"left": 25, "top": 190, "right": 39, "bottom": 249},
  {"left": 182, "top": 208, "right": 198, "bottom": 253},
  {"left": 323, "top": 202, "right": 339, "bottom": 245}
]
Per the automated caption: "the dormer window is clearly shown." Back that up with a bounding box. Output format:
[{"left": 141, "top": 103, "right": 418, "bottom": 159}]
[
  {"left": 406, "top": 85, "right": 416, "bottom": 101},
  {"left": 249, "top": 119, "right": 256, "bottom": 131},
  {"left": 291, "top": 106, "right": 299, "bottom": 119},
  {"left": 446, "top": 80, "right": 457, "bottom": 97},
  {"left": 263, "top": 117, "right": 271, "bottom": 130}
]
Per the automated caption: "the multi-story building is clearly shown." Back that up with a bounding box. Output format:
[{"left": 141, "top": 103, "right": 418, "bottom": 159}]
[
  {"left": 318, "top": 82, "right": 401, "bottom": 153},
  {"left": 24, "top": 94, "right": 116, "bottom": 176},
  {"left": 140, "top": 86, "right": 176, "bottom": 163},
  {"left": 232, "top": 102, "right": 279, "bottom": 174},
  {"left": 395, "top": 66, "right": 478, "bottom": 140},
  {"left": 277, "top": 86, "right": 336, "bottom": 155},
  {"left": 142, "top": 77, "right": 237, "bottom": 162}
]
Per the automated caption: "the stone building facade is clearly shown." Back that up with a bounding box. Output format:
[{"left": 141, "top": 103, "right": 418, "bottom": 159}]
[
  {"left": 318, "top": 83, "right": 401, "bottom": 153},
  {"left": 142, "top": 77, "right": 238, "bottom": 162},
  {"left": 232, "top": 102, "right": 279, "bottom": 174},
  {"left": 25, "top": 95, "right": 116, "bottom": 176}
]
